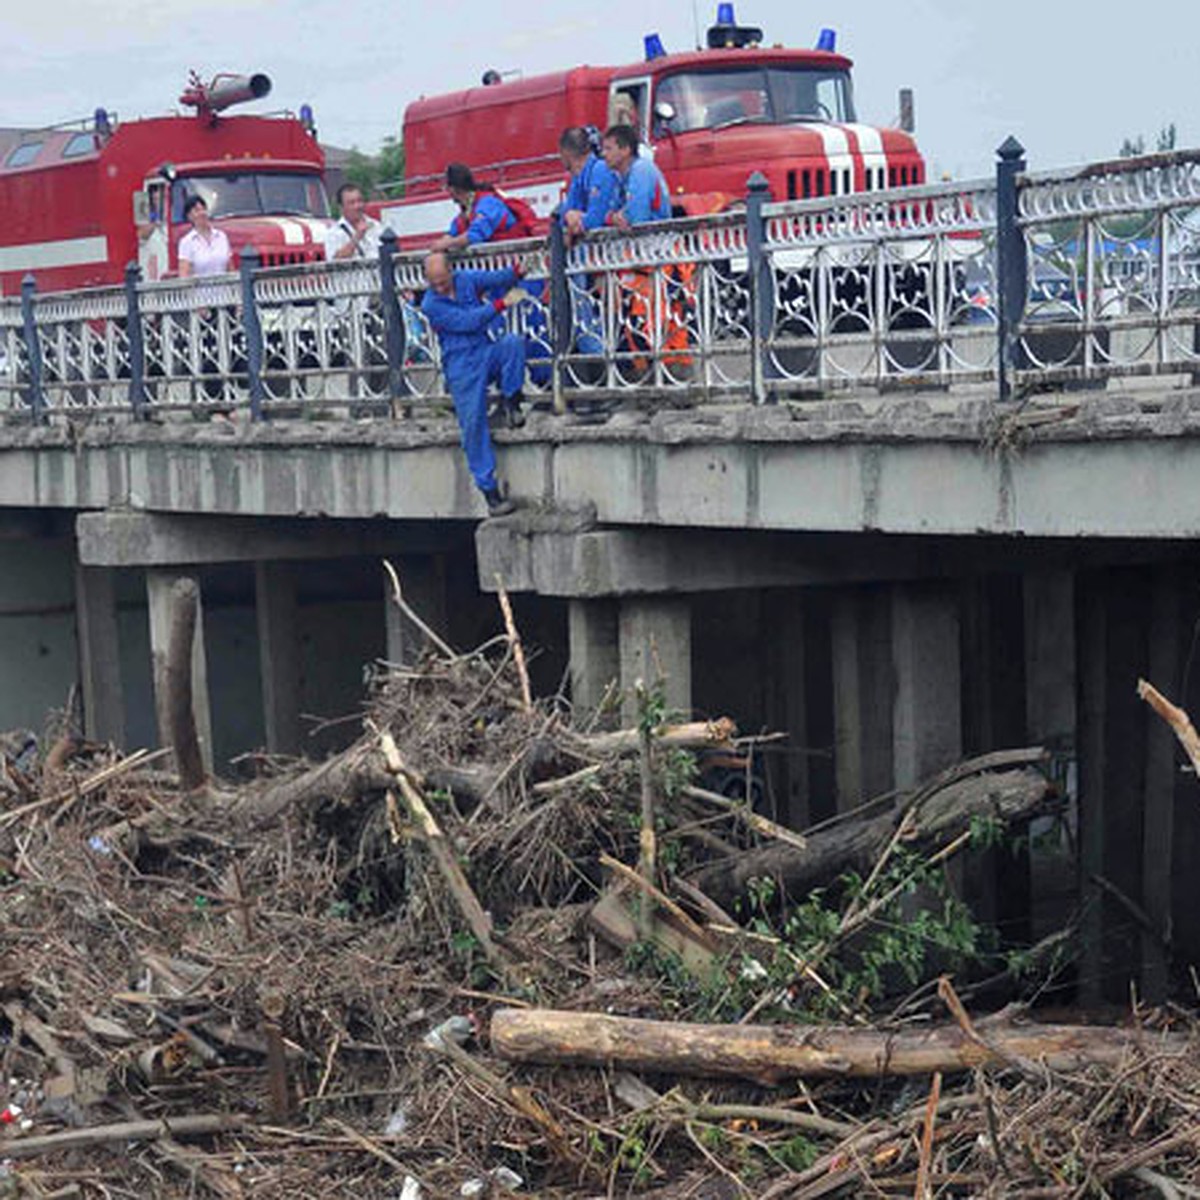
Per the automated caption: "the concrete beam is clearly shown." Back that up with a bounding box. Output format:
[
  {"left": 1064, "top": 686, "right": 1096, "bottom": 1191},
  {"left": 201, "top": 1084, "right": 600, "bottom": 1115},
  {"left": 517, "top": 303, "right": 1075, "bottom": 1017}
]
[
  {"left": 568, "top": 599, "right": 619, "bottom": 719},
  {"left": 255, "top": 562, "right": 302, "bottom": 755},
  {"left": 831, "top": 587, "right": 895, "bottom": 811},
  {"left": 618, "top": 597, "right": 692, "bottom": 726},
  {"left": 477, "top": 521, "right": 1194, "bottom": 599},
  {"left": 77, "top": 511, "right": 469, "bottom": 568},
  {"left": 146, "top": 569, "right": 213, "bottom": 775},
  {"left": 891, "top": 582, "right": 962, "bottom": 789},
  {"left": 74, "top": 565, "right": 125, "bottom": 748}
]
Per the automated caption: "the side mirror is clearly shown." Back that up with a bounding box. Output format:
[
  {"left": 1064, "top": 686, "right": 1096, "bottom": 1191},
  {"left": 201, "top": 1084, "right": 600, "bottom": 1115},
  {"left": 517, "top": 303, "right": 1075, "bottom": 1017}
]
[{"left": 654, "top": 101, "right": 676, "bottom": 124}]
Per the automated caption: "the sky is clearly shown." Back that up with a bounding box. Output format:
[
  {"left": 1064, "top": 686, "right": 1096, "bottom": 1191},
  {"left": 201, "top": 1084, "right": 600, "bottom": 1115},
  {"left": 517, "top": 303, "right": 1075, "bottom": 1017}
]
[{"left": 1, "top": 0, "right": 1194, "bottom": 182}]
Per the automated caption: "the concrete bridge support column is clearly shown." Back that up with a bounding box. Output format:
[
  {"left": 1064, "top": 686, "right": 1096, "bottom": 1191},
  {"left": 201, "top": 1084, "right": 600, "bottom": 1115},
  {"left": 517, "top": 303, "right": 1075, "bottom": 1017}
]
[
  {"left": 1078, "top": 567, "right": 1149, "bottom": 1004},
  {"left": 763, "top": 590, "right": 812, "bottom": 829},
  {"left": 618, "top": 597, "right": 692, "bottom": 725},
  {"left": 146, "top": 568, "right": 213, "bottom": 776},
  {"left": 384, "top": 555, "right": 449, "bottom": 667},
  {"left": 961, "top": 574, "right": 1030, "bottom": 942},
  {"left": 831, "top": 586, "right": 894, "bottom": 811},
  {"left": 568, "top": 599, "right": 619, "bottom": 721},
  {"left": 254, "top": 562, "right": 302, "bottom": 755},
  {"left": 891, "top": 581, "right": 963, "bottom": 790},
  {"left": 74, "top": 564, "right": 126, "bottom": 749}
]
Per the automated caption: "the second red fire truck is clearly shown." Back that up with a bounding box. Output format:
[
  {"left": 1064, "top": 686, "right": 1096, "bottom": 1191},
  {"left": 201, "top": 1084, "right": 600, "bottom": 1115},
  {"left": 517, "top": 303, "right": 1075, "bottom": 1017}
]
[{"left": 378, "top": 6, "right": 926, "bottom": 246}]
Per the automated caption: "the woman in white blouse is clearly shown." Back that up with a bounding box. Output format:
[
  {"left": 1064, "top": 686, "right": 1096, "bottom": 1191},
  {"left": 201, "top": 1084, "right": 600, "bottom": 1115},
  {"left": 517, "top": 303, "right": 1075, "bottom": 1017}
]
[{"left": 178, "top": 195, "right": 232, "bottom": 277}]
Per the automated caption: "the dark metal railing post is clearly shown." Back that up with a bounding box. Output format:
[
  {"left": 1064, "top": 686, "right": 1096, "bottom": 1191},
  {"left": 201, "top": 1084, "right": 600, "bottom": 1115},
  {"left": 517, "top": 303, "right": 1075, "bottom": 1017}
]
[
  {"left": 124, "top": 261, "right": 147, "bottom": 419},
  {"left": 549, "top": 216, "right": 571, "bottom": 414},
  {"left": 19, "top": 273, "right": 45, "bottom": 423},
  {"left": 379, "top": 228, "right": 408, "bottom": 407},
  {"left": 996, "top": 136, "right": 1028, "bottom": 401},
  {"left": 238, "top": 247, "right": 266, "bottom": 420},
  {"left": 745, "top": 171, "right": 773, "bottom": 405}
]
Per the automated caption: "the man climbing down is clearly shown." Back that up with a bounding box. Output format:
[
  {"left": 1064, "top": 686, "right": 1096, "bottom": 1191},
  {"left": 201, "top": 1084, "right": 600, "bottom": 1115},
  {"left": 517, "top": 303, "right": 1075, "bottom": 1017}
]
[{"left": 421, "top": 251, "right": 529, "bottom": 517}]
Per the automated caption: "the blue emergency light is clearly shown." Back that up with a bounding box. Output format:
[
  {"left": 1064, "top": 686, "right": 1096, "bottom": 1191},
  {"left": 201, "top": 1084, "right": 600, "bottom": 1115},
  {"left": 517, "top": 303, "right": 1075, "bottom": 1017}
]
[
  {"left": 816, "top": 27, "right": 837, "bottom": 51},
  {"left": 644, "top": 32, "right": 666, "bottom": 60},
  {"left": 299, "top": 103, "right": 316, "bottom": 134},
  {"left": 717, "top": 3, "right": 735, "bottom": 24}
]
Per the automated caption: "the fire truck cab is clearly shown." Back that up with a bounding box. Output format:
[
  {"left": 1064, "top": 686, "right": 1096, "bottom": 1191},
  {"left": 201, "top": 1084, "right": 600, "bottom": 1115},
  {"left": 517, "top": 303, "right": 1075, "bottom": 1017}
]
[
  {"left": 379, "top": 7, "right": 924, "bottom": 246},
  {"left": 0, "top": 73, "right": 331, "bottom": 296}
]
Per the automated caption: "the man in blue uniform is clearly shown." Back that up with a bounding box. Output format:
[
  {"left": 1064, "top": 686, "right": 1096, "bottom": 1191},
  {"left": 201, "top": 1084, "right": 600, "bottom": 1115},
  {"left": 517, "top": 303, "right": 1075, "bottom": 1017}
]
[
  {"left": 601, "top": 124, "right": 672, "bottom": 228},
  {"left": 421, "top": 251, "right": 528, "bottom": 516},
  {"left": 558, "top": 126, "right": 619, "bottom": 242},
  {"left": 432, "top": 163, "right": 525, "bottom": 251}
]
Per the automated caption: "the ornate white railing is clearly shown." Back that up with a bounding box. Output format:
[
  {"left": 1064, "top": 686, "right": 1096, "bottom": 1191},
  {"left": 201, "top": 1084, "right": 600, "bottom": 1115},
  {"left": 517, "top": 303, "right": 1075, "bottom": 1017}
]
[{"left": 1, "top": 146, "right": 1197, "bottom": 419}]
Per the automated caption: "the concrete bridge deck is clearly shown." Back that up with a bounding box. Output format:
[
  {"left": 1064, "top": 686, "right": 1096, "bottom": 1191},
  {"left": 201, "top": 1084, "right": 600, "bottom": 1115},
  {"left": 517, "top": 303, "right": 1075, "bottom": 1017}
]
[{"left": 4, "top": 387, "right": 1200, "bottom": 539}]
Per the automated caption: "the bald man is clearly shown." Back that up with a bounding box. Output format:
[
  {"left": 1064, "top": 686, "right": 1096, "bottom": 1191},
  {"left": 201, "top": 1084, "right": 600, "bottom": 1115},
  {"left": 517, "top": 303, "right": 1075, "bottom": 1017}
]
[{"left": 420, "top": 251, "right": 529, "bottom": 516}]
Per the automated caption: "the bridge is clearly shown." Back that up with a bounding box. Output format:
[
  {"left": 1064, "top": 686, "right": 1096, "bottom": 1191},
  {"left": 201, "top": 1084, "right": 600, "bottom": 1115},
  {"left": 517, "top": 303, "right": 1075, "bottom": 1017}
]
[{"left": 1, "top": 141, "right": 1199, "bottom": 1003}]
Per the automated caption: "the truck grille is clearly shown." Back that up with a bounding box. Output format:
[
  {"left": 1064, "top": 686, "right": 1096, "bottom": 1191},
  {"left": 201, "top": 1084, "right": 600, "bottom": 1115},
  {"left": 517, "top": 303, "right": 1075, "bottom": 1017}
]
[{"left": 258, "top": 248, "right": 323, "bottom": 268}]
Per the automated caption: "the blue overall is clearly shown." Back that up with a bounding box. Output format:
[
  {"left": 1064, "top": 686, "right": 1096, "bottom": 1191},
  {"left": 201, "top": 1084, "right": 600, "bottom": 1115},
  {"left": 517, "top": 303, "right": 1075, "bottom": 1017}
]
[
  {"left": 560, "top": 154, "right": 620, "bottom": 359},
  {"left": 611, "top": 156, "right": 672, "bottom": 225},
  {"left": 562, "top": 154, "right": 620, "bottom": 231},
  {"left": 421, "top": 268, "right": 525, "bottom": 495}
]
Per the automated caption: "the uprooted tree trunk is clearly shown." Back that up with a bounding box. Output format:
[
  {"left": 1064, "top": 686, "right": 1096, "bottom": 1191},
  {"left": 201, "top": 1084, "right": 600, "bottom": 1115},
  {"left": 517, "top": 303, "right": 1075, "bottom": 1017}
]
[
  {"left": 490, "top": 1008, "right": 1185, "bottom": 1084},
  {"left": 689, "top": 749, "right": 1054, "bottom": 907}
]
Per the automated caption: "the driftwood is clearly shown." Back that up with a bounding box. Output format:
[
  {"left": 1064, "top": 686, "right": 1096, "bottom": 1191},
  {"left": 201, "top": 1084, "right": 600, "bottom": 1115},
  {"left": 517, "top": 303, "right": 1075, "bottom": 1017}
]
[
  {"left": 164, "top": 578, "right": 206, "bottom": 791},
  {"left": 0, "top": 1113, "right": 250, "bottom": 1159},
  {"left": 689, "top": 749, "right": 1053, "bottom": 906},
  {"left": 242, "top": 745, "right": 393, "bottom": 830},
  {"left": 377, "top": 728, "right": 518, "bottom": 987},
  {"left": 1138, "top": 677, "right": 1200, "bottom": 779},
  {"left": 490, "top": 1008, "right": 1186, "bottom": 1083}
]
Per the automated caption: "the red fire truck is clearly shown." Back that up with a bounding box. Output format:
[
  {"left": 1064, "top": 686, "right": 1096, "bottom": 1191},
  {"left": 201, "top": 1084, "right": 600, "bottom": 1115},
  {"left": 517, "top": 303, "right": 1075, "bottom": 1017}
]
[
  {"left": 0, "top": 73, "right": 331, "bottom": 296},
  {"left": 378, "top": 6, "right": 925, "bottom": 246}
]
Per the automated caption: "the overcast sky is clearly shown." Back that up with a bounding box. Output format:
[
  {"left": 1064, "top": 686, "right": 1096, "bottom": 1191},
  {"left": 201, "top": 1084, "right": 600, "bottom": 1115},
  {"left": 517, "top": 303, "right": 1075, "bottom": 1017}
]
[{"left": 2, "top": 0, "right": 1193, "bottom": 181}]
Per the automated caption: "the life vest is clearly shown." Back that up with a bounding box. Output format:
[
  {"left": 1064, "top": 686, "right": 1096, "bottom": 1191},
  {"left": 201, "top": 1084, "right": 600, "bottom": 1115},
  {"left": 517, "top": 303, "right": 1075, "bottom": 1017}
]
[{"left": 450, "top": 187, "right": 538, "bottom": 242}]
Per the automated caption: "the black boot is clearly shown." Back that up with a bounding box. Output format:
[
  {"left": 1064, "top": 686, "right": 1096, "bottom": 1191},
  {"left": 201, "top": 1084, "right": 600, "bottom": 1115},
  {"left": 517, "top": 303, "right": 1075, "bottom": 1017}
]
[
  {"left": 483, "top": 486, "right": 516, "bottom": 517},
  {"left": 503, "top": 390, "right": 526, "bottom": 429}
]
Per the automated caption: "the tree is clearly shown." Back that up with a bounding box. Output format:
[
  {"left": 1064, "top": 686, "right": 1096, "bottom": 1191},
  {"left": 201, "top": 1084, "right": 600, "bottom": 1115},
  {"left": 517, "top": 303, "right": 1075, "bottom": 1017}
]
[
  {"left": 1119, "top": 124, "right": 1176, "bottom": 158},
  {"left": 344, "top": 136, "right": 406, "bottom": 202}
]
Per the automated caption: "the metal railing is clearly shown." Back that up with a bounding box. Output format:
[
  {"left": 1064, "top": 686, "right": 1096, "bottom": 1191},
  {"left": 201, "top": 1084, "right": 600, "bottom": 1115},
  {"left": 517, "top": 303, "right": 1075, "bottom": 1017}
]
[{"left": 2, "top": 142, "right": 1198, "bottom": 421}]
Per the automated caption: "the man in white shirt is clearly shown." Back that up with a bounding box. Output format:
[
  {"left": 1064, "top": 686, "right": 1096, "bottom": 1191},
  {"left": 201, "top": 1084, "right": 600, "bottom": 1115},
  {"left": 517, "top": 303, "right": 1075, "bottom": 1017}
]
[{"left": 323, "top": 184, "right": 383, "bottom": 261}]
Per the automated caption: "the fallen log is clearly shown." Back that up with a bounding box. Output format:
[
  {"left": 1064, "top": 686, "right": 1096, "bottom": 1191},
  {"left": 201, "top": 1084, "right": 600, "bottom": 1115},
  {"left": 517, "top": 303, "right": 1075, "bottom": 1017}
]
[
  {"left": 689, "top": 749, "right": 1052, "bottom": 906},
  {"left": 489, "top": 1008, "right": 1186, "bottom": 1084}
]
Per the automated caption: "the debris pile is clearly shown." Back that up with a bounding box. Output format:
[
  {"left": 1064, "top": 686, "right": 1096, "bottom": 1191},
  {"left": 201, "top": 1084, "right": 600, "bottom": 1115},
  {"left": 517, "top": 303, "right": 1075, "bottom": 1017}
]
[{"left": 0, "top": 592, "right": 1197, "bottom": 1197}]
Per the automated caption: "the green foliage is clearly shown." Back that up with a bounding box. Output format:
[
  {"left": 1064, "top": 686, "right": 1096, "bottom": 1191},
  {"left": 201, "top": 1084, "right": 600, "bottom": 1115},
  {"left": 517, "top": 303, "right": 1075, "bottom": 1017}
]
[
  {"left": 342, "top": 136, "right": 406, "bottom": 203},
  {"left": 636, "top": 844, "right": 1002, "bottom": 1023},
  {"left": 636, "top": 677, "right": 669, "bottom": 735},
  {"left": 661, "top": 748, "right": 697, "bottom": 799},
  {"left": 773, "top": 1133, "right": 818, "bottom": 1172},
  {"left": 1119, "top": 124, "right": 1176, "bottom": 159}
]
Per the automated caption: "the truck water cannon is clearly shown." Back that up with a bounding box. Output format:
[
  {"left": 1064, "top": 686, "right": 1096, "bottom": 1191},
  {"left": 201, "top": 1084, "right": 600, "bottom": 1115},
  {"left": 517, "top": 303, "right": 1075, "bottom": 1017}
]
[
  {"left": 179, "top": 71, "right": 272, "bottom": 119},
  {"left": 706, "top": 3, "right": 762, "bottom": 49}
]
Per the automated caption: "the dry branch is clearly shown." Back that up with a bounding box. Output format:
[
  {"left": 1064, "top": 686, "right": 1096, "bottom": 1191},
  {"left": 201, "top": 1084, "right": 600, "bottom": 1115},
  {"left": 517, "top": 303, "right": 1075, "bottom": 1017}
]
[
  {"left": 1, "top": 1113, "right": 251, "bottom": 1159},
  {"left": 376, "top": 727, "right": 517, "bottom": 986},
  {"left": 1138, "top": 677, "right": 1200, "bottom": 779}
]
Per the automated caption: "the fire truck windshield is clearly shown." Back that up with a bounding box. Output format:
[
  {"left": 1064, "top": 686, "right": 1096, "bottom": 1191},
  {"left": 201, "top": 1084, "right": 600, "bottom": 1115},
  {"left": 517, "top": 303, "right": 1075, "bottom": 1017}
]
[
  {"left": 654, "top": 66, "right": 855, "bottom": 133},
  {"left": 171, "top": 173, "right": 330, "bottom": 222}
]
